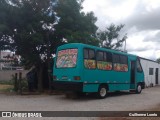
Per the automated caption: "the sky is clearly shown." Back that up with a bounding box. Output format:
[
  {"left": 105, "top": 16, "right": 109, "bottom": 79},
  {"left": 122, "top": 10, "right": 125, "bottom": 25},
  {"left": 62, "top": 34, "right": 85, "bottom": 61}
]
[{"left": 82, "top": 0, "right": 160, "bottom": 60}]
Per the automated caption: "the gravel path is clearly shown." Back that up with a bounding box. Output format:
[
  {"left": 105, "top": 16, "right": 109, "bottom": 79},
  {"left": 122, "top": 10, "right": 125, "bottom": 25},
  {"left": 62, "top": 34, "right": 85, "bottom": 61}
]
[{"left": 0, "top": 86, "right": 160, "bottom": 120}]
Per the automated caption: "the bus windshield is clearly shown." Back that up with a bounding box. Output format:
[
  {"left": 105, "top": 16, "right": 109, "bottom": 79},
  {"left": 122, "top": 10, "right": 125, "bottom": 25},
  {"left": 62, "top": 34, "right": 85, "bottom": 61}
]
[{"left": 56, "top": 49, "right": 78, "bottom": 68}]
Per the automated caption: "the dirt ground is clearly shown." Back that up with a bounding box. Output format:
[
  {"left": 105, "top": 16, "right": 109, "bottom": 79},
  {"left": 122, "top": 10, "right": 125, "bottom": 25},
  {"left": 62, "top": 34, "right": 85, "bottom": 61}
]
[
  {"left": 99, "top": 98, "right": 160, "bottom": 120},
  {"left": 0, "top": 85, "right": 160, "bottom": 120}
]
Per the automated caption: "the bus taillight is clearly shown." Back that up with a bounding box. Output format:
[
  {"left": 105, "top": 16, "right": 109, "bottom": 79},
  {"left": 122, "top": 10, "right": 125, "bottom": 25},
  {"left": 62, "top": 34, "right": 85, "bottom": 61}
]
[{"left": 74, "top": 76, "right": 81, "bottom": 80}]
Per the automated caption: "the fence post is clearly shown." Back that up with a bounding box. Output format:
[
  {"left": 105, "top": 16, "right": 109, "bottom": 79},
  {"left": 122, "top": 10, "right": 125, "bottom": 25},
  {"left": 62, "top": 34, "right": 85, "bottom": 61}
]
[
  {"left": 14, "top": 73, "right": 18, "bottom": 92},
  {"left": 19, "top": 72, "right": 22, "bottom": 94}
]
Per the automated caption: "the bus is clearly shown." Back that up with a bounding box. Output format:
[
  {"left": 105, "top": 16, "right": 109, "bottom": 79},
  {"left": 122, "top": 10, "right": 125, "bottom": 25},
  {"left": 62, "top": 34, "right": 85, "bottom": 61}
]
[{"left": 52, "top": 43, "right": 145, "bottom": 99}]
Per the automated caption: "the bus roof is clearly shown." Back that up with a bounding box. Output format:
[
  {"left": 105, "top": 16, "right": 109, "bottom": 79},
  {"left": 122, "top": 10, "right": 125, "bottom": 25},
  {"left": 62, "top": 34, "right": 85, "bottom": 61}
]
[{"left": 57, "top": 43, "right": 137, "bottom": 57}]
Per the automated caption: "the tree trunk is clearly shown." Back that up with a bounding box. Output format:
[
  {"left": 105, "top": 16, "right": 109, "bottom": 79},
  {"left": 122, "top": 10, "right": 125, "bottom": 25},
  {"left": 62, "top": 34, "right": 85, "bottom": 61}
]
[{"left": 46, "top": 32, "right": 52, "bottom": 92}]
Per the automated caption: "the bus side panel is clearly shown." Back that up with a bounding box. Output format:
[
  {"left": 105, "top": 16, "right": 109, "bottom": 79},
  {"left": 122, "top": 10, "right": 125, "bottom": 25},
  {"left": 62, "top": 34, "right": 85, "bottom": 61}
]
[
  {"left": 82, "top": 63, "right": 130, "bottom": 92},
  {"left": 108, "top": 71, "right": 130, "bottom": 91},
  {"left": 136, "top": 72, "right": 144, "bottom": 84},
  {"left": 83, "top": 84, "right": 99, "bottom": 92},
  {"left": 82, "top": 68, "right": 99, "bottom": 92},
  {"left": 95, "top": 70, "right": 130, "bottom": 91}
]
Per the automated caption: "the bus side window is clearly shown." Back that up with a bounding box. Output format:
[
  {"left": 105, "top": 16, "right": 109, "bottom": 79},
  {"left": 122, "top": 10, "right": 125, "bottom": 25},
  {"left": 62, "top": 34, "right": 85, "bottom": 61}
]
[
  {"left": 97, "top": 51, "right": 112, "bottom": 70},
  {"left": 120, "top": 55, "right": 128, "bottom": 72},
  {"left": 113, "top": 54, "right": 128, "bottom": 72},
  {"left": 120, "top": 55, "right": 128, "bottom": 64},
  {"left": 84, "top": 48, "right": 96, "bottom": 69},
  {"left": 89, "top": 49, "right": 95, "bottom": 60},
  {"left": 97, "top": 51, "right": 103, "bottom": 61},
  {"left": 84, "top": 49, "right": 89, "bottom": 59},
  {"left": 113, "top": 54, "right": 119, "bottom": 63},
  {"left": 105, "top": 52, "right": 112, "bottom": 63}
]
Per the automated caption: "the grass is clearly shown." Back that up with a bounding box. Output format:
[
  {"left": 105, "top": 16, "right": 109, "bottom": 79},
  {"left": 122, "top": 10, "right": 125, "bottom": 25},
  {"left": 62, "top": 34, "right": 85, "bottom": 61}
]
[
  {"left": 0, "top": 80, "right": 13, "bottom": 85},
  {"left": 0, "top": 80, "right": 14, "bottom": 93},
  {"left": 0, "top": 84, "right": 14, "bottom": 92}
]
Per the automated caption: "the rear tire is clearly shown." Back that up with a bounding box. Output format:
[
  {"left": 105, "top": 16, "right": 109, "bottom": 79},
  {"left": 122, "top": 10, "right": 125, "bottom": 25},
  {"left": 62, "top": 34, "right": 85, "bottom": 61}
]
[
  {"left": 96, "top": 85, "right": 107, "bottom": 99},
  {"left": 136, "top": 84, "right": 142, "bottom": 94}
]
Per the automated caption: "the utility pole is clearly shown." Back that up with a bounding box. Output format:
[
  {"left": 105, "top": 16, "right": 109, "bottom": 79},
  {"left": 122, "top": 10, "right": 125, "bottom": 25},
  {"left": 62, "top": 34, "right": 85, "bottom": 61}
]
[{"left": 124, "top": 39, "right": 127, "bottom": 52}]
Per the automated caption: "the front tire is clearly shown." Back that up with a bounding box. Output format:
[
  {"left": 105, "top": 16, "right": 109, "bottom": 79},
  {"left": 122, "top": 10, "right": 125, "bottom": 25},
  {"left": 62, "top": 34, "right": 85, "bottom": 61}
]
[
  {"left": 96, "top": 85, "right": 107, "bottom": 99},
  {"left": 136, "top": 84, "right": 142, "bottom": 94}
]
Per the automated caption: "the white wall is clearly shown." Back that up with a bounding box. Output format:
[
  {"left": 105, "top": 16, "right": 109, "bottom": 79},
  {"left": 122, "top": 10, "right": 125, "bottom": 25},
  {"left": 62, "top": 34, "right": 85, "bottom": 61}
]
[
  {"left": 0, "top": 70, "right": 28, "bottom": 81},
  {"left": 140, "top": 58, "right": 160, "bottom": 87}
]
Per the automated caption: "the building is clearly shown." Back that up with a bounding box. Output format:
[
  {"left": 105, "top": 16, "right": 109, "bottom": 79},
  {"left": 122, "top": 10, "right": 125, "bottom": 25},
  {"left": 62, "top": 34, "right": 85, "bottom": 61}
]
[
  {"left": 0, "top": 51, "right": 21, "bottom": 70},
  {"left": 140, "top": 57, "right": 160, "bottom": 87}
]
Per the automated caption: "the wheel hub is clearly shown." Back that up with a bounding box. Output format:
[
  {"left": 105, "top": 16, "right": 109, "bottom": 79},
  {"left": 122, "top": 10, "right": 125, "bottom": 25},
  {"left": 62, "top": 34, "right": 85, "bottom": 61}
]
[
  {"left": 100, "top": 88, "right": 106, "bottom": 97},
  {"left": 137, "top": 85, "right": 141, "bottom": 92}
]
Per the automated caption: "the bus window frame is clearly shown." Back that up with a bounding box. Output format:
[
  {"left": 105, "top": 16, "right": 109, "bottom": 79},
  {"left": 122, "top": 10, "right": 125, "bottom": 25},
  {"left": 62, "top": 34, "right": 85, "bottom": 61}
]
[
  {"left": 113, "top": 53, "right": 128, "bottom": 72},
  {"left": 137, "top": 58, "right": 143, "bottom": 73},
  {"left": 96, "top": 50, "right": 113, "bottom": 71},
  {"left": 83, "top": 48, "right": 96, "bottom": 69},
  {"left": 120, "top": 55, "right": 128, "bottom": 65}
]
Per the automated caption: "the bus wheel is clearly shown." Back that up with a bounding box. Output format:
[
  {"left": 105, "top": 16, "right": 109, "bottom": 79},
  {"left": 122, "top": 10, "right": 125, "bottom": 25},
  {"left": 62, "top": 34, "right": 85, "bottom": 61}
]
[
  {"left": 136, "top": 84, "right": 142, "bottom": 94},
  {"left": 96, "top": 85, "right": 107, "bottom": 99}
]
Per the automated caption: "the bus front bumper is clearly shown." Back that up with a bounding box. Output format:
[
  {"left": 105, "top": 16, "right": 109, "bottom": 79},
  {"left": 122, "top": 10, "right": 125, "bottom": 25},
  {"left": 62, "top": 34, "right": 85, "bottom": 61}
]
[{"left": 52, "top": 81, "right": 83, "bottom": 92}]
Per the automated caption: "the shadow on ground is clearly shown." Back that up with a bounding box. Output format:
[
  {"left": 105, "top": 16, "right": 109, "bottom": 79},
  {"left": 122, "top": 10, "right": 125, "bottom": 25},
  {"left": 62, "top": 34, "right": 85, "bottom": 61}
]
[{"left": 56, "top": 91, "right": 134, "bottom": 101}]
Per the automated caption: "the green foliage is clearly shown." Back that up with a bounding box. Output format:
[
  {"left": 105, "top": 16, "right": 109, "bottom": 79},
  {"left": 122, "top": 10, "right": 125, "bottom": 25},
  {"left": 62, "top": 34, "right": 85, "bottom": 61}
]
[
  {"left": 97, "top": 24, "right": 127, "bottom": 50},
  {"left": 156, "top": 58, "right": 160, "bottom": 63},
  {"left": 0, "top": 85, "right": 14, "bottom": 93},
  {"left": 11, "top": 73, "right": 28, "bottom": 92},
  {"left": 20, "top": 78, "right": 28, "bottom": 91},
  {"left": 0, "top": 0, "right": 59, "bottom": 67},
  {"left": 0, "top": 0, "right": 99, "bottom": 67},
  {"left": 0, "top": 80, "right": 13, "bottom": 85},
  {"left": 54, "top": 0, "right": 99, "bottom": 46}
]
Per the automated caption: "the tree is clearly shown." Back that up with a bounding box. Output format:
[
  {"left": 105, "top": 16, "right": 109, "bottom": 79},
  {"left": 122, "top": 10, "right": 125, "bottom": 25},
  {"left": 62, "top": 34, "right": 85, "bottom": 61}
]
[
  {"left": 0, "top": 0, "right": 99, "bottom": 91},
  {"left": 0, "top": 0, "right": 59, "bottom": 91},
  {"left": 156, "top": 58, "right": 160, "bottom": 63},
  {"left": 97, "top": 24, "right": 127, "bottom": 50},
  {"left": 54, "top": 0, "right": 99, "bottom": 46},
  {"left": 0, "top": 0, "right": 14, "bottom": 51}
]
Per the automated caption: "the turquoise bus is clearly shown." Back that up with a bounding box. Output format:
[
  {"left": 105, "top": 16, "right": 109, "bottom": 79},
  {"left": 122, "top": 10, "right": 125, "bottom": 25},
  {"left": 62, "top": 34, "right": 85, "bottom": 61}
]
[{"left": 52, "top": 43, "right": 145, "bottom": 98}]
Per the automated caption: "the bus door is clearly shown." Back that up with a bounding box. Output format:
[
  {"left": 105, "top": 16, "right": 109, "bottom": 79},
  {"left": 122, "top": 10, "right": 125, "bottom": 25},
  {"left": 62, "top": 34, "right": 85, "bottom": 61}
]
[
  {"left": 135, "top": 58, "right": 144, "bottom": 86},
  {"left": 130, "top": 61, "right": 136, "bottom": 89}
]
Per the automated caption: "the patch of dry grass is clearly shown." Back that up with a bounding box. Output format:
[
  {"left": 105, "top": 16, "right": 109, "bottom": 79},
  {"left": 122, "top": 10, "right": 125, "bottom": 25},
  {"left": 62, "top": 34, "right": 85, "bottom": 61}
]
[{"left": 0, "top": 84, "right": 13, "bottom": 92}]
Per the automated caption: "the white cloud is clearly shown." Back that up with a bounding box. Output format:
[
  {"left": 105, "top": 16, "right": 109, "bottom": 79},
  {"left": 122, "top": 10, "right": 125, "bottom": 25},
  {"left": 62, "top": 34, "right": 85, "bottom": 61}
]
[
  {"left": 83, "top": 0, "right": 160, "bottom": 60},
  {"left": 155, "top": 50, "right": 160, "bottom": 59},
  {"left": 126, "top": 30, "right": 160, "bottom": 60}
]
